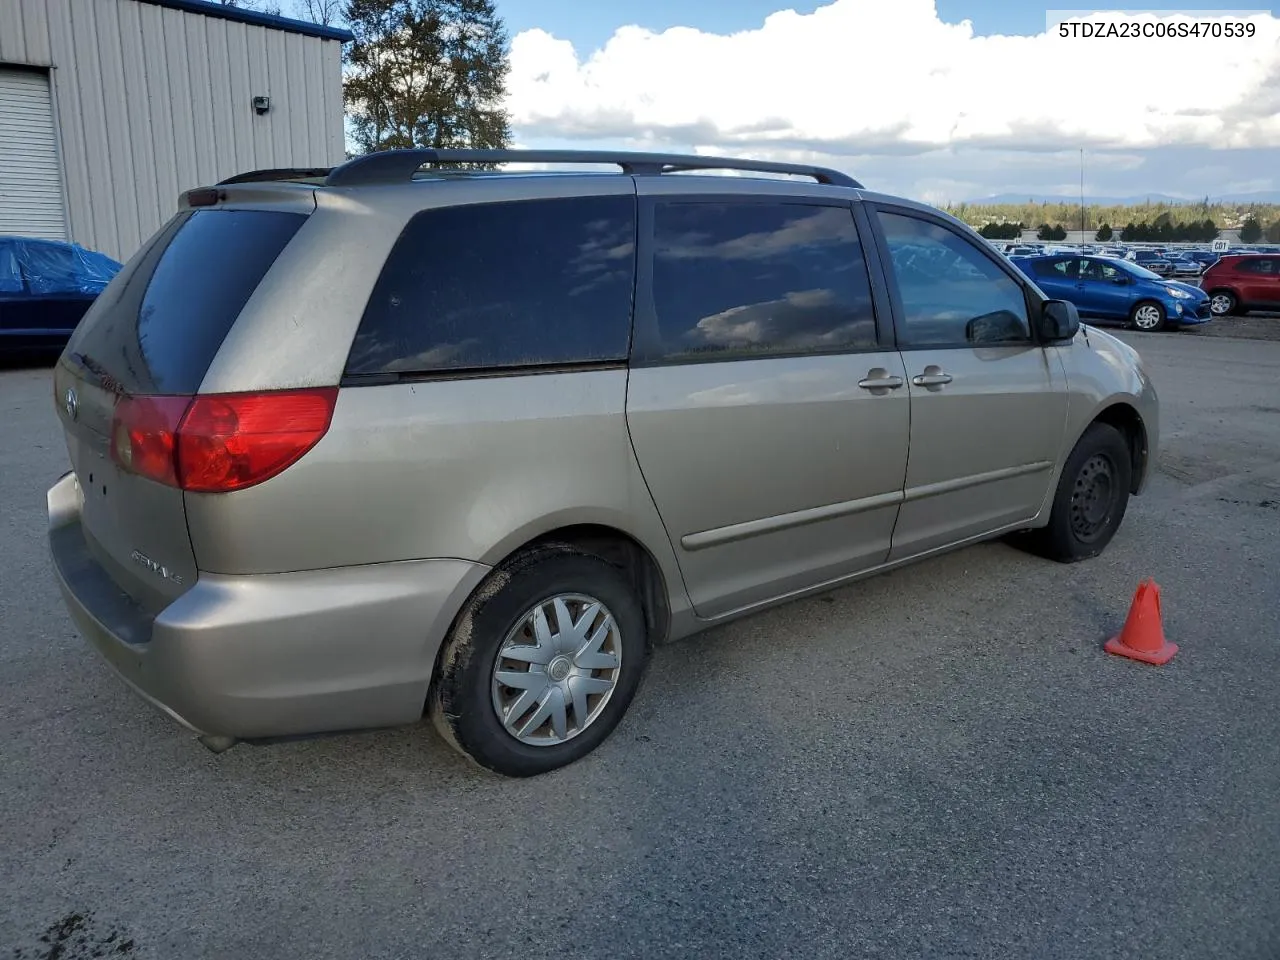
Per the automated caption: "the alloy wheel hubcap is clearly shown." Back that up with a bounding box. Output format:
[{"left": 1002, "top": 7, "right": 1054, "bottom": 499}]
[
  {"left": 491, "top": 594, "right": 622, "bottom": 746},
  {"left": 1134, "top": 306, "right": 1162, "bottom": 330},
  {"left": 1210, "top": 294, "right": 1232, "bottom": 315},
  {"left": 1070, "top": 454, "right": 1115, "bottom": 542}
]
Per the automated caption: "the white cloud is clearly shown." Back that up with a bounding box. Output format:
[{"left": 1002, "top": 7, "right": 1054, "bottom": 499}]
[{"left": 506, "top": 0, "right": 1280, "bottom": 158}]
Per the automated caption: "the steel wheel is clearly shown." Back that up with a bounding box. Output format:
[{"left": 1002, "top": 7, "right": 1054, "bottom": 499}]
[
  {"left": 1209, "top": 292, "right": 1234, "bottom": 316},
  {"left": 1069, "top": 453, "right": 1117, "bottom": 543},
  {"left": 1131, "top": 303, "right": 1164, "bottom": 331},
  {"left": 491, "top": 593, "right": 623, "bottom": 747}
]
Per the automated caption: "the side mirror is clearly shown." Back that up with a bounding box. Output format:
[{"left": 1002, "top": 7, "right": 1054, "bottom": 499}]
[
  {"left": 1037, "top": 300, "right": 1080, "bottom": 342},
  {"left": 966, "top": 310, "right": 1028, "bottom": 344}
]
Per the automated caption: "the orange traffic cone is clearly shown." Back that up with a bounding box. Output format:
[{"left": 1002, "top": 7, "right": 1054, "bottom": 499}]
[{"left": 1104, "top": 578, "right": 1178, "bottom": 665}]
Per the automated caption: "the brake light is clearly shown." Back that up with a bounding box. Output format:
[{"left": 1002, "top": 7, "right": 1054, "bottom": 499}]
[{"left": 110, "top": 388, "right": 337, "bottom": 492}]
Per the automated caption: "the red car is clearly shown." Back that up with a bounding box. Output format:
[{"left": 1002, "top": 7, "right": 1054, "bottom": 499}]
[{"left": 1199, "top": 254, "right": 1280, "bottom": 316}]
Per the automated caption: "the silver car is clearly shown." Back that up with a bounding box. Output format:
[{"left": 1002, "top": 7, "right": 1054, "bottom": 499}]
[{"left": 47, "top": 149, "right": 1159, "bottom": 777}]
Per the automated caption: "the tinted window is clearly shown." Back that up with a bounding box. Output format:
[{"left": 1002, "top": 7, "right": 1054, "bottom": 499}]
[
  {"left": 66, "top": 210, "right": 305, "bottom": 394},
  {"left": 1034, "top": 258, "right": 1076, "bottom": 279},
  {"left": 648, "top": 202, "right": 877, "bottom": 361},
  {"left": 345, "top": 196, "right": 636, "bottom": 377},
  {"left": 878, "top": 212, "right": 1031, "bottom": 347},
  {"left": 1238, "top": 258, "right": 1276, "bottom": 274}
]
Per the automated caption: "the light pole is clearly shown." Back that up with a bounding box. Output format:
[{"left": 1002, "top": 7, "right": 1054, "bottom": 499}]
[{"left": 1080, "top": 149, "right": 1086, "bottom": 242}]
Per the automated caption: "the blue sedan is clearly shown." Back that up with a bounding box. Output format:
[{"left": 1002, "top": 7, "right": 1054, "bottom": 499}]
[
  {"left": 0, "top": 236, "right": 121, "bottom": 357},
  {"left": 1011, "top": 254, "right": 1212, "bottom": 332}
]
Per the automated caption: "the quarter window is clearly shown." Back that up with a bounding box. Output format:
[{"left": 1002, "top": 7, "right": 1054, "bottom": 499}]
[
  {"left": 877, "top": 212, "right": 1031, "bottom": 347},
  {"left": 648, "top": 201, "right": 878, "bottom": 361},
  {"left": 345, "top": 195, "right": 637, "bottom": 377}
]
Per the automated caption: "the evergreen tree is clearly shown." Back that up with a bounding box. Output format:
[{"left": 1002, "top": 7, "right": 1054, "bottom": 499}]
[
  {"left": 1240, "top": 215, "right": 1263, "bottom": 244},
  {"left": 344, "top": 0, "right": 511, "bottom": 157}
]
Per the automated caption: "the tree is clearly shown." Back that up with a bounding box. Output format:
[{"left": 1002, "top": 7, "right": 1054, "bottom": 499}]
[
  {"left": 344, "top": 0, "right": 511, "bottom": 157},
  {"left": 1095, "top": 223, "right": 1113, "bottom": 242},
  {"left": 1267, "top": 220, "right": 1280, "bottom": 244},
  {"left": 979, "top": 222, "right": 1021, "bottom": 240},
  {"left": 1240, "top": 215, "right": 1263, "bottom": 244},
  {"left": 219, "top": 0, "right": 283, "bottom": 13},
  {"left": 1037, "top": 223, "right": 1054, "bottom": 241},
  {"left": 298, "top": 0, "right": 344, "bottom": 23}
]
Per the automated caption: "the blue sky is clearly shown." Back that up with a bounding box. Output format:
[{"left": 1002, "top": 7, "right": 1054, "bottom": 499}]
[
  {"left": 337, "top": 0, "right": 1280, "bottom": 203},
  {"left": 496, "top": 0, "right": 1275, "bottom": 63}
]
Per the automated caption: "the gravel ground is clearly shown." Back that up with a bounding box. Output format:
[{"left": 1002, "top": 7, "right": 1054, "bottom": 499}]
[
  {"left": 1183, "top": 311, "right": 1280, "bottom": 342},
  {"left": 1, "top": 332, "right": 1278, "bottom": 960}
]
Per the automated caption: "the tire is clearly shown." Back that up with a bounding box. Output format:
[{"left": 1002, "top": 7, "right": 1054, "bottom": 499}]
[
  {"left": 1208, "top": 290, "right": 1237, "bottom": 317},
  {"left": 429, "top": 546, "right": 649, "bottom": 777},
  {"left": 1025, "top": 422, "right": 1133, "bottom": 563},
  {"left": 1128, "top": 300, "right": 1166, "bottom": 332}
]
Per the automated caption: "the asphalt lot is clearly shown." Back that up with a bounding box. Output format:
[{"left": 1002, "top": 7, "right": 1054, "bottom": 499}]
[{"left": 2, "top": 328, "right": 1279, "bottom": 960}]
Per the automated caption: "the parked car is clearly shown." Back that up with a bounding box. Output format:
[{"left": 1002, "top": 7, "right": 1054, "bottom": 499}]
[
  {"left": 1164, "top": 253, "right": 1205, "bottom": 278},
  {"left": 1012, "top": 254, "right": 1211, "bottom": 331},
  {"left": 0, "top": 236, "right": 120, "bottom": 356},
  {"left": 1003, "top": 244, "right": 1040, "bottom": 257},
  {"left": 1183, "top": 250, "right": 1220, "bottom": 269},
  {"left": 1127, "top": 250, "right": 1174, "bottom": 276},
  {"left": 1198, "top": 254, "right": 1280, "bottom": 315},
  {"left": 47, "top": 149, "right": 1159, "bottom": 777}
]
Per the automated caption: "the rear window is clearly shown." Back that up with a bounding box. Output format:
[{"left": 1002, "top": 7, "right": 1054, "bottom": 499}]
[
  {"left": 344, "top": 195, "right": 636, "bottom": 378},
  {"left": 65, "top": 209, "right": 306, "bottom": 395}
]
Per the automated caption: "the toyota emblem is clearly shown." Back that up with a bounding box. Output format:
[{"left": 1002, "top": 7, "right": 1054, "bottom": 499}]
[{"left": 64, "top": 387, "right": 78, "bottom": 421}]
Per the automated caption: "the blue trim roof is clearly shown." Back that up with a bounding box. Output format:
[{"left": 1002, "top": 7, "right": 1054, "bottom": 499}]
[{"left": 136, "top": 0, "right": 354, "bottom": 42}]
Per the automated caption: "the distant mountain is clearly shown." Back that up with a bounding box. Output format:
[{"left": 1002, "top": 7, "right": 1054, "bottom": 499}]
[{"left": 964, "top": 191, "right": 1280, "bottom": 205}]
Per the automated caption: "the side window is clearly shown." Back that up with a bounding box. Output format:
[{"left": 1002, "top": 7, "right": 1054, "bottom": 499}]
[
  {"left": 1036, "top": 258, "right": 1077, "bottom": 280},
  {"left": 1079, "top": 259, "right": 1118, "bottom": 281},
  {"left": 649, "top": 201, "right": 877, "bottom": 361},
  {"left": 345, "top": 195, "right": 636, "bottom": 377},
  {"left": 877, "top": 212, "right": 1031, "bottom": 347}
]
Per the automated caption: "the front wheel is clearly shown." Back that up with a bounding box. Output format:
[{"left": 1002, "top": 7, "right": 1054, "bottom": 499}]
[
  {"left": 429, "top": 546, "right": 650, "bottom": 777},
  {"left": 1129, "top": 301, "right": 1166, "bottom": 332},
  {"left": 1024, "top": 422, "right": 1133, "bottom": 563},
  {"left": 1208, "top": 290, "right": 1237, "bottom": 316}
]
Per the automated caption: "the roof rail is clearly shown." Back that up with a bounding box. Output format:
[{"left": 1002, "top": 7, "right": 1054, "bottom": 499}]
[
  {"left": 218, "top": 167, "right": 334, "bottom": 185},
  {"left": 323, "top": 149, "right": 861, "bottom": 189}
]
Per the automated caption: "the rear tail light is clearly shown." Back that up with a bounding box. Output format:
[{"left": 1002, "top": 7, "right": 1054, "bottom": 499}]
[{"left": 110, "top": 388, "right": 338, "bottom": 492}]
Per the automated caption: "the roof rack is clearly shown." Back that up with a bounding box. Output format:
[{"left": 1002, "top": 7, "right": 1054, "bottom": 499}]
[
  {"left": 322, "top": 149, "right": 861, "bottom": 189},
  {"left": 218, "top": 167, "right": 334, "bottom": 185}
]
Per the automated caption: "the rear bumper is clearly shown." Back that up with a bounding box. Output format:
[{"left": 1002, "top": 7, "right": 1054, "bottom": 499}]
[{"left": 47, "top": 471, "right": 490, "bottom": 741}]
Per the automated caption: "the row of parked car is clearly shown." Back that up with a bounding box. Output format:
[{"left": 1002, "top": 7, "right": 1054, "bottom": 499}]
[
  {"left": 1004, "top": 249, "right": 1280, "bottom": 331},
  {"left": 998, "top": 240, "right": 1280, "bottom": 279}
]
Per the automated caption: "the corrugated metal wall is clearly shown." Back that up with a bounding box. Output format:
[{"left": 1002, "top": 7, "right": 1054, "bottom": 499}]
[{"left": 0, "top": 0, "right": 345, "bottom": 261}]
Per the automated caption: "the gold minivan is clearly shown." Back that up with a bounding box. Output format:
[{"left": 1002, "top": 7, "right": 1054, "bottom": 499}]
[{"left": 48, "top": 150, "right": 1158, "bottom": 776}]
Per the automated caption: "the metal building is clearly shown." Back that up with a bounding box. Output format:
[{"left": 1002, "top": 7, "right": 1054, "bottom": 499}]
[{"left": 0, "top": 0, "right": 351, "bottom": 261}]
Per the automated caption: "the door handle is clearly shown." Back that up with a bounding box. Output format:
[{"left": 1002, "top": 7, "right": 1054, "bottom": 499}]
[
  {"left": 912, "top": 371, "right": 953, "bottom": 387},
  {"left": 858, "top": 374, "right": 904, "bottom": 391}
]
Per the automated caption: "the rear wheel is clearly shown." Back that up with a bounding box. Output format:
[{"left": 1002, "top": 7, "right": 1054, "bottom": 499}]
[
  {"left": 429, "top": 546, "right": 649, "bottom": 777},
  {"left": 1128, "top": 301, "right": 1166, "bottom": 332},
  {"left": 1208, "top": 290, "right": 1237, "bottom": 316},
  {"left": 1024, "top": 423, "right": 1133, "bottom": 563}
]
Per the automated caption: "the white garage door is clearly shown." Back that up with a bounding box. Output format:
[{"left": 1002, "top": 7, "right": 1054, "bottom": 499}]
[{"left": 0, "top": 68, "right": 67, "bottom": 240}]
